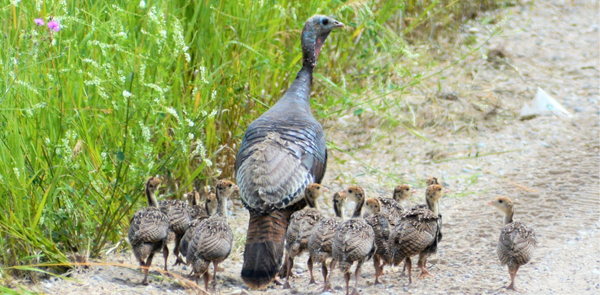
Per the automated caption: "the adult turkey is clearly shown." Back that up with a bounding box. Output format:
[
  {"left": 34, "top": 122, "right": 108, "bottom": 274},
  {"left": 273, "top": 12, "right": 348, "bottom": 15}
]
[{"left": 235, "top": 15, "right": 344, "bottom": 289}]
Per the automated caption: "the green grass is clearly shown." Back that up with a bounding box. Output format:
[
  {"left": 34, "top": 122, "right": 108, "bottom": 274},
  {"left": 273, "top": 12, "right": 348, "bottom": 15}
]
[{"left": 0, "top": 0, "right": 511, "bottom": 280}]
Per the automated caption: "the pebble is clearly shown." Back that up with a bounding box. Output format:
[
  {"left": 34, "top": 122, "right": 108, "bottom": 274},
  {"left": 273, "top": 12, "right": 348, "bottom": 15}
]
[
  {"left": 477, "top": 142, "right": 486, "bottom": 148},
  {"left": 574, "top": 107, "right": 585, "bottom": 112},
  {"left": 540, "top": 142, "right": 552, "bottom": 148},
  {"left": 321, "top": 292, "right": 333, "bottom": 295},
  {"left": 230, "top": 289, "right": 243, "bottom": 295},
  {"left": 465, "top": 273, "right": 472, "bottom": 278},
  {"left": 92, "top": 276, "right": 103, "bottom": 281},
  {"left": 462, "top": 168, "right": 472, "bottom": 173}
]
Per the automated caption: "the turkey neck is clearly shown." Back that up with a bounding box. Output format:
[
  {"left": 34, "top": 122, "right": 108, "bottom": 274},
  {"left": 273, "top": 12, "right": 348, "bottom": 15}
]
[
  {"left": 215, "top": 192, "right": 228, "bottom": 221},
  {"left": 334, "top": 201, "right": 345, "bottom": 221},
  {"left": 426, "top": 197, "right": 439, "bottom": 216},
  {"left": 503, "top": 207, "right": 514, "bottom": 225},
  {"left": 146, "top": 187, "right": 159, "bottom": 208},
  {"left": 306, "top": 194, "right": 320, "bottom": 211},
  {"left": 351, "top": 198, "right": 364, "bottom": 218}
]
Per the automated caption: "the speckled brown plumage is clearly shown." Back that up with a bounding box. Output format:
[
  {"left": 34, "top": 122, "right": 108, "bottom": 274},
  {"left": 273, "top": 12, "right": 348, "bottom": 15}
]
[
  {"left": 282, "top": 183, "right": 326, "bottom": 289},
  {"left": 179, "top": 192, "right": 218, "bottom": 261},
  {"left": 308, "top": 191, "right": 346, "bottom": 286},
  {"left": 128, "top": 177, "right": 170, "bottom": 285},
  {"left": 363, "top": 198, "right": 391, "bottom": 285},
  {"left": 388, "top": 184, "right": 444, "bottom": 284},
  {"left": 326, "top": 186, "right": 375, "bottom": 295},
  {"left": 489, "top": 196, "right": 536, "bottom": 291},
  {"left": 160, "top": 195, "right": 191, "bottom": 266},
  {"left": 187, "top": 180, "right": 237, "bottom": 291}
]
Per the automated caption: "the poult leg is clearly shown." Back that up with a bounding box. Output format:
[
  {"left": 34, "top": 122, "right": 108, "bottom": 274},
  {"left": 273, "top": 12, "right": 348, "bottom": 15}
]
[
  {"left": 307, "top": 256, "right": 316, "bottom": 284},
  {"left": 351, "top": 262, "right": 364, "bottom": 295},
  {"left": 321, "top": 262, "right": 329, "bottom": 283},
  {"left": 373, "top": 255, "right": 382, "bottom": 285},
  {"left": 344, "top": 272, "right": 351, "bottom": 295},
  {"left": 406, "top": 257, "right": 413, "bottom": 284},
  {"left": 202, "top": 271, "right": 210, "bottom": 291},
  {"left": 173, "top": 235, "right": 185, "bottom": 266},
  {"left": 283, "top": 254, "right": 293, "bottom": 289},
  {"left": 323, "top": 259, "right": 336, "bottom": 292},
  {"left": 507, "top": 265, "right": 521, "bottom": 292},
  {"left": 162, "top": 245, "right": 169, "bottom": 272},
  {"left": 417, "top": 255, "right": 434, "bottom": 279},
  {"left": 211, "top": 261, "right": 219, "bottom": 291},
  {"left": 141, "top": 253, "right": 155, "bottom": 285}
]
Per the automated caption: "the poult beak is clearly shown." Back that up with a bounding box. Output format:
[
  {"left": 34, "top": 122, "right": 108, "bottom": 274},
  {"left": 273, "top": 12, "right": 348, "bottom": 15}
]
[
  {"left": 322, "top": 187, "right": 330, "bottom": 193},
  {"left": 411, "top": 189, "right": 417, "bottom": 194},
  {"left": 487, "top": 201, "right": 494, "bottom": 205},
  {"left": 444, "top": 189, "right": 450, "bottom": 194}
]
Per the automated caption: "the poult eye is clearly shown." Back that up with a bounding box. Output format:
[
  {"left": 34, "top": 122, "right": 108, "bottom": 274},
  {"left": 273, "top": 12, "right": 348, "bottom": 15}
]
[
  {"left": 228, "top": 183, "right": 232, "bottom": 188},
  {"left": 499, "top": 199, "right": 503, "bottom": 203},
  {"left": 321, "top": 18, "right": 329, "bottom": 26},
  {"left": 348, "top": 190, "right": 353, "bottom": 193}
]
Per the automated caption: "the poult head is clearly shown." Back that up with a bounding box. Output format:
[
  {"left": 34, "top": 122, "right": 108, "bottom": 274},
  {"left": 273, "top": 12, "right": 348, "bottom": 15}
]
[
  {"left": 488, "top": 196, "right": 513, "bottom": 214},
  {"left": 146, "top": 176, "right": 161, "bottom": 193},
  {"left": 365, "top": 198, "right": 382, "bottom": 214},
  {"left": 333, "top": 191, "right": 347, "bottom": 207},
  {"left": 426, "top": 176, "right": 439, "bottom": 187},
  {"left": 393, "top": 184, "right": 414, "bottom": 202},
  {"left": 186, "top": 190, "right": 201, "bottom": 206},
  {"left": 305, "top": 183, "right": 329, "bottom": 201},
  {"left": 345, "top": 185, "right": 365, "bottom": 202},
  {"left": 425, "top": 184, "right": 445, "bottom": 202},
  {"left": 215, "top": 180, "right": 238, "bottom": 199},
  {"left": 206, "top": 192, "right": 218, "bottom": 215}
]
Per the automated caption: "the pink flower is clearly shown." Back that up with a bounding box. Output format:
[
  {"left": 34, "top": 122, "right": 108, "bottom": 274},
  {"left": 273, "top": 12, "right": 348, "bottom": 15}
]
[
  {"left": 47, "top": 20, "right": 60, "bottom": 32},
  {"left": 34, "top": 18, "right": 44, "bottom": 26}
]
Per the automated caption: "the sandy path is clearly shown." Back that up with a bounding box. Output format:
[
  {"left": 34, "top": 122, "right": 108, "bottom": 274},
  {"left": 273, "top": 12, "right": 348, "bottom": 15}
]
[{"left": 26, "top": 0, "right": 599, "bottom": 294}]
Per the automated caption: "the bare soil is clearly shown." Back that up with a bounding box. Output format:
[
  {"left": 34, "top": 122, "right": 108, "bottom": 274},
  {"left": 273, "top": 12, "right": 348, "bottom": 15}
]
[{"left": 24, "top": 0, "right": 599, "bottom": 294}]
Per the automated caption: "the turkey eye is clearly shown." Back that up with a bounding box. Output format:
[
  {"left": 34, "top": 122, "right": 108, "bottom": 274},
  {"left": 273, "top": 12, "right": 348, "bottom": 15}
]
[
  {"left": 349, "top": 190, "right": 353, "bottom": 193},
  {"left": 228, "top": 183, "right": 232, "bottom": 188},
  {"left": 499, "top": 200, "right": 503, "bottom": 203},
  {"left": 322, "top": 18, "right": 329, "bottom": 26},
  {"left": 317, "top": 187, "right": 320, "bottom": 190}
]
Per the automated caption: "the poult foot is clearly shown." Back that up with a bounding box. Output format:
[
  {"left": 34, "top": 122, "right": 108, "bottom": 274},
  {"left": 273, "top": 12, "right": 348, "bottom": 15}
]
[
  {"left": 173, "top": 256, "right": 185, "bottom": 266},
  {"left": 418, "top": 268, "right": 434, "bottom": 279}
]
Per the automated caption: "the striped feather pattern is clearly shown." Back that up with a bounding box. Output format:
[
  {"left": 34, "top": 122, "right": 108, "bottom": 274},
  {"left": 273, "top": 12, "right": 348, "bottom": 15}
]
[
  {"left": 332, "top": 219, "right": 375, "bottom": 273},
  {"left": 497, "top": 221, "right": 536, "bottom": 269},
  {"left": 388, "top": 205, "right": 441, "bottom": 266},
  {"left": 128, "top": 207, "right": 170, "bottom": 259}
]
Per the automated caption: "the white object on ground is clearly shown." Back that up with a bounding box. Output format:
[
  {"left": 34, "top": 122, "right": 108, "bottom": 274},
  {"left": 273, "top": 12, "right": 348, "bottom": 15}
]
[{"left": 520, "top": 87, "right": 573, "bottom": 118}]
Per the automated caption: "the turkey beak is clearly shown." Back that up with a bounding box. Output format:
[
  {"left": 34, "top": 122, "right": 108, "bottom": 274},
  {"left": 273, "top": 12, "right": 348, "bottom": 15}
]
[
  {"left": 487, "top": 201, "right": 494, "bottom": 206},
  {"left": 411, "top": 189, "right": 417, "bottom": 194},
  {"left": 332, "top": 20, "right": 345, "bottom": 29},
  {"left": 322, "top": 187, "right": 330, "bottom": 193}
]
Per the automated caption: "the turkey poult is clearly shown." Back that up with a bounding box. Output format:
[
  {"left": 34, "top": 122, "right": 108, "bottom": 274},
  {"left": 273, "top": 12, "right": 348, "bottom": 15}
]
[
  {"left": 282, "top": 183, "right": 327, "bottom": 289},
  {"left": 325, "top": 186, "right": 375, "bottom": 295},
  {"left": 235, "top": 14, "right": 344, "bottom": 289},
  {"left": 489, "top": 196, "right": 536, "bottom": 291},
  {"left": 188, "top": 190, "right": 217, "bottom": 220},
  {"left": 388, "top": 184, "right": 445, "bottom": 283},
  {"left": 159, "top": 192, "right": 192, "bottom": 266},
  {"left": 128, "top": 177, "right": 170, "bottom": 285},
  {"left": 179, "top": 192, "right": 218, "bottom": 262},
  {"left": 308, "top": 191, "right": 347, "bottom": 287},
  {"left": 363, "top": 198, "right": 391, "bottom": 285},
  {"left": 187, "top": 180, "right": 238, "bottom": 291}
]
